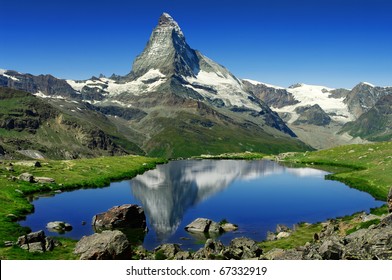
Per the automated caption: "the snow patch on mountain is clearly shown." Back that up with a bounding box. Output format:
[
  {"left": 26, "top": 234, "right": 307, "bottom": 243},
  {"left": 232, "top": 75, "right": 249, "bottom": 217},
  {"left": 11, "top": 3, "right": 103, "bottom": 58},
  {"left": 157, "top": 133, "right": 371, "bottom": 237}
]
[
  {"left": 242, "top": 79, "right": 285, "bottom": 90},
  {"left": 184, "top": 70, "right": 260, "bottom": 110},
  {"left": 267, "top": 83, "right": 354, "bottom": 123},
  {"left": 360, "top": 82, "right": 375, "bottom": 87},
  {"left": 0, "top": 71, "right": 20, "bottom": 81},
  {"left": 67, "top": 69, "right": 167, "bottom": 96}
]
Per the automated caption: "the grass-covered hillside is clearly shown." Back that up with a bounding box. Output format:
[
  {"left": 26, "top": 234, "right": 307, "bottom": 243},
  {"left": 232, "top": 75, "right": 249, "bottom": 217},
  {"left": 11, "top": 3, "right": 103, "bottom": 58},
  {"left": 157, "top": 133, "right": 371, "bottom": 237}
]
[
  {"left": 282, "top": 141, "right": 392, "bottom": 200},
  {"left": 0, "top": 87, "right": 143, "bottom": 159}
]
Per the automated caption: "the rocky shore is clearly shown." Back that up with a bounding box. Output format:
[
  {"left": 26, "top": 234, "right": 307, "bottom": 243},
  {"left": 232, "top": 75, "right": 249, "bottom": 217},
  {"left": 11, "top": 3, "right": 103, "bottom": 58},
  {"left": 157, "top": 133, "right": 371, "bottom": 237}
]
[{"left": 12, "top": 188, "right": 392, "bottom": 260}]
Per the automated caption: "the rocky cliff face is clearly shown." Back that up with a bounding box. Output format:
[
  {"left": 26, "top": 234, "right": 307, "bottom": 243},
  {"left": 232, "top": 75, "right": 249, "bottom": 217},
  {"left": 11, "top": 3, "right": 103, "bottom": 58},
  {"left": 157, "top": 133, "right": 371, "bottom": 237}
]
[
  {"left": 341, "top": 94, "right": 392, "bottom": 141},
  {"left": 128, "top": 13, "right": 200, "bottom": 80},
  {"left": 242, "top": 80, "right": 299, "bottom": 108},
  {"left": 293, "top": 104, "right": 331, "bottom": 126},
  {"left": 344, "top": 82, "right": 392, "bottom": 119}
]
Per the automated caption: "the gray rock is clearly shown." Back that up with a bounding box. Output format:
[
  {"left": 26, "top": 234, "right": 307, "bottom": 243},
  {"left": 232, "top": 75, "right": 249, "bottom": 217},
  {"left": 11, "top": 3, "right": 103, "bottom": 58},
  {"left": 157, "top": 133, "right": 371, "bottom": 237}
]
[
  {"left": 225, "top": 237, "right": 263, "bottom": 259},
  {"left": 266, "top": 231, "right": 277, "bottom": 241},
  {"left": 174, "top": 251, "right": 192, "bottom": 260},
  {"left": 4, "top": 241, "right": 14, "bottom": 247},
  {"left": 276, "top": 232, "right": 291, "bottom": 239},
  {"left": 209, "top": 221, "right": 223, "bottom": 233},
  {"left": 154, "top": 244, "right": 181, "bottom": 260},
  {"left": 17, "top": 230, "right": 46, "bottom": 246},
  {"left": 13, "top": 161, "right": 41, "bottom": 167},
  {"left": 46, "top": 221, "right": 72, "bottom": 232},
  {"left": 21, "top": 242, "right": 46, "bottom": 253},
  {"left": 92, "top": 204, "right": 147, "bottom": 231},
  {"left": 221, "top": 223, "right": 238, "bottom": 232},
  {"left": 318, "top": 237, "right": 345, "bottom": 260},
  {"left": 17, "top": 230, "right": 55, "bottom": 253},
  {"left": 74, "top": 230, "right": 131, "bottom": 260},
  {"left": 264, "top": 248, "right": 303, "bottom": 260},
  {"left": 35, "top": 177, "right": 55, "bottom": 184},
  {"left": 204, "top": 239, "right": 225, "bottom": 258},
  {"left": 18, "top": 172, "right": 34, "bottom": 183},
  {"left": 185, "top": 218, "right": 211, "bottom": 233},
  {"left": 388, "top": 186, "right": 392, "bottom": 213},
  {"left": 380, "top": 213, "right": 392, "bottom": 226},
  {"left": 276, "top": 224, "right": 291, "bottom": 233}
]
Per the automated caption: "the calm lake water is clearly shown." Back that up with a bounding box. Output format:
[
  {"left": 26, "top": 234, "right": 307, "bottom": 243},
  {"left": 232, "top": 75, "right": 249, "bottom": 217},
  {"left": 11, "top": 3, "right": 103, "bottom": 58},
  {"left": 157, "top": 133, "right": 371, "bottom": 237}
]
[{"left": 20, "top": 160, "right": 384, "bottom": 250}]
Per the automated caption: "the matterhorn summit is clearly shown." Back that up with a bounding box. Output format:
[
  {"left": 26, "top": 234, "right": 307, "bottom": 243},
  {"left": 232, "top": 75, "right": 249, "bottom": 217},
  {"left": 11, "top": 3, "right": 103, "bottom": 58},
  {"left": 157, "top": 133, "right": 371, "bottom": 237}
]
[{"left": 129, "top": 12, "right": 199, "bottom": 79}]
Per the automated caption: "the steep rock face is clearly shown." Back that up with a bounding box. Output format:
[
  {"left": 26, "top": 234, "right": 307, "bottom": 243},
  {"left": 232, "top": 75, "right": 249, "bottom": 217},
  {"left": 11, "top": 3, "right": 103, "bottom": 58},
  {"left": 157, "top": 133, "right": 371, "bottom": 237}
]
[
  {"left": 128, "top": 13, "right": 199, "bottom": 79},
  {"left": 344, "top": 82, "right": 392, "bottom": 119},
  {"left": 293, "top": 104, "right": 331, "bottom": 126},
  {"left": 341, "top": 94, "right": 392, "bottom": 141},
  {"left": 242, "top": 79, "right": 299, "bottom": 108},
  {"left": 0, "top": 71, "right": 79, "bottom": 99}
]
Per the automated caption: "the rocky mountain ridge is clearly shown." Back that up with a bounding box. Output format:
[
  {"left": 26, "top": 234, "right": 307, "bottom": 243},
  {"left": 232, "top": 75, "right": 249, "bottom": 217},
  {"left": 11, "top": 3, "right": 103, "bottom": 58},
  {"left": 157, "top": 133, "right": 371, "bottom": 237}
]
[
  {"left": 1, "top": 13, "right": 391, "bottom": 155},
  {"left": 0, "top": 13, "right": 309, "bottom": 158}
]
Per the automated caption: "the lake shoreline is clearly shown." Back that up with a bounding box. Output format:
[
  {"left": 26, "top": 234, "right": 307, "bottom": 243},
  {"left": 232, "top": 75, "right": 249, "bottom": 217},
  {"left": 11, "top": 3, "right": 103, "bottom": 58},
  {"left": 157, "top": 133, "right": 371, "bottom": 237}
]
[{"left": 1, "top": 143, "right": 391, "bottom": 259}]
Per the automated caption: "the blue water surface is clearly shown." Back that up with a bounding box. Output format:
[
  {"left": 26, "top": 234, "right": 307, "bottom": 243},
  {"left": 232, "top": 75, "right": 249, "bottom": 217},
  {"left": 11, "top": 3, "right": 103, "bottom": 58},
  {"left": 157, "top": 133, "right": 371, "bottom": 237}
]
[{"left": 20, "top": 160, "right": 384, "bottom": 250}]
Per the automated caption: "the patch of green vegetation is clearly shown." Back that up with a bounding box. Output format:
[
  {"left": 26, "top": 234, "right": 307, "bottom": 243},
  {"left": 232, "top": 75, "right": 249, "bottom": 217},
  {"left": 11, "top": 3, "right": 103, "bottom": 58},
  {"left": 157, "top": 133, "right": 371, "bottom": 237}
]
[
  {"left": 282, "top": 142, "right": 392, "bottom": 200},
  {"left": 370, "top": 205, "right": 389, "bottom": 216},
  {"left": 0, "top": 239, "right": 78, "bottom": 260},
  {"left": 346, "top": 219, "right": 381, "bottom": 235},
  {"left": 154, "top": 250, "right": 167, "bottom": 260},
  {"left": 144, "top": 112, "right": 310, "bottom": 159},
  {"left": 0, "top": 155, "right": 165, "bottom": 260},
  {"left": 219, "top": 218, "right": 228, "bottom": 225},
  {"left": 259, "top": 223, "right": 323, "bottom": 253}
]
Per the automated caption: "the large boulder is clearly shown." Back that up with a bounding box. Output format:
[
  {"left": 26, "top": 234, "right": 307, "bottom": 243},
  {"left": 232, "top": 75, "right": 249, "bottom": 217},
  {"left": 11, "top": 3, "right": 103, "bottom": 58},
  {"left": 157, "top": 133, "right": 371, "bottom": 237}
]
[
  {"left": 153, "top": 244, "right": 181, "bottom": 260},
  {"left": 74, "top": 230, "right": 131, "bottom": 260},
  {"left": 224, "top": 237, "right": 263, "bottom": 260},
  {"left": 17, "top": 230, "right": 60, "bottom": 253},
  {"left": 184, "top": 218, "right": 224, "bottom": 233},
  {"left": 185, "top": 218, "right": 211, "bottom": 233},
  {"left": 388, "top": 186, "right": 392, "bottom": 213},
  {"left": 18, "top": 173, "right": 34, "bottom": 183},
  {"left": 318, "top": 237, "right": 345, "bottom": 260},
  {"left": 92, "top": 204, "right": 147, "bottom": 231},
  {"left": 264, "top": 248, "right": 303, "bottom": 260}
]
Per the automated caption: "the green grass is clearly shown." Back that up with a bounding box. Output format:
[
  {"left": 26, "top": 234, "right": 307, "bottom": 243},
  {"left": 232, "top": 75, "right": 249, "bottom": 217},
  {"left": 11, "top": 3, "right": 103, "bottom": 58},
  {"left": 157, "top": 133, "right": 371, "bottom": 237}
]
[
  {"left": 282, "top": 142, "right": 392, "bottom": 201},
  {"left": 259, "top": 223, "right": 323, "bottom": 252},
  {"left": 345, "top": 219, "right": 381, "bottom": 235},
  {"left": 0, "top": 155, "right": 166, "bottom": 260},
  {"left": 144, "top": 112, "right": 310, "bottom": 159}
]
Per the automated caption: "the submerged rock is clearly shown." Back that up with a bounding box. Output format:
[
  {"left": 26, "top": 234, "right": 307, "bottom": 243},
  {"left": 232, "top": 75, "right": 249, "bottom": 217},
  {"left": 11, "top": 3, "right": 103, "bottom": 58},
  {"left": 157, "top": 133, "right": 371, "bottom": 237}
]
[
  {"left": 185, "top": 218, "right": 212, "bottom": 233},
  {"left": 46, "top": 221, "right": 72, "bottom": 232},
  {"left": 92, "top": 204, "right": 147, "bottom": 231}
]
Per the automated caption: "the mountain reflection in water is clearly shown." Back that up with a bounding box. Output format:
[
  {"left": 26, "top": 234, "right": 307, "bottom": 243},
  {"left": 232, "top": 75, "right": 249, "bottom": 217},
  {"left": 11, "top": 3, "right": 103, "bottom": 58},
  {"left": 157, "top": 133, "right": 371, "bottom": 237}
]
[{"left": 130, "top": 160, "right": 325, "bottom": 240}]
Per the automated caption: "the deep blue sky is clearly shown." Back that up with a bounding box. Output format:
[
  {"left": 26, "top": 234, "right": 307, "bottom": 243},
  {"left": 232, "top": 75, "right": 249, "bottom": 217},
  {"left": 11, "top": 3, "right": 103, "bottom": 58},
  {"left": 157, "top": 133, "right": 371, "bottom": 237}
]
[{"left": 1, "top": 0, "right": 391, "bottom": 88}]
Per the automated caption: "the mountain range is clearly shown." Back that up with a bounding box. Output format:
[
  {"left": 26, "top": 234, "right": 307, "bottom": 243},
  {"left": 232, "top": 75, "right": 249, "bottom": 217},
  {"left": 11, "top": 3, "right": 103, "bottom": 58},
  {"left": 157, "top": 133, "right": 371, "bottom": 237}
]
[{"left": 0, "top": 13, "right": 391, "bottom": 159}]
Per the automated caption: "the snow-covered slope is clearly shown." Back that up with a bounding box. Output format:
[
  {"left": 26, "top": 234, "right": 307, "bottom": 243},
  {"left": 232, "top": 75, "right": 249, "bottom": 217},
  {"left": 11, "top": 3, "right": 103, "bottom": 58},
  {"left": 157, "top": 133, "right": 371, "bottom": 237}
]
[{"left": 244, "top": 81, "right": 355, "bottom": 124}]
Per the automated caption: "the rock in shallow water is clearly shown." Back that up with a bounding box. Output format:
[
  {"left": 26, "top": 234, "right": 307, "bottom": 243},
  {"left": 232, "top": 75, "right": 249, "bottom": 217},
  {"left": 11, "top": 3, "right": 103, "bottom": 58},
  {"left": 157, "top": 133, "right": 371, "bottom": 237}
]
[{"left": 92, "top": 204, "right": 147, "bottom": 231}]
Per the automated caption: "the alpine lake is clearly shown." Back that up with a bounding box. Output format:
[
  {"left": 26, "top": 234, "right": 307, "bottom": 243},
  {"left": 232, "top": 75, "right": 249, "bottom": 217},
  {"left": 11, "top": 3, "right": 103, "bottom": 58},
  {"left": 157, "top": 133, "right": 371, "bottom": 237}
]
[{"left": 20, "top": 159, "right": 384, "bottom": 251}]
